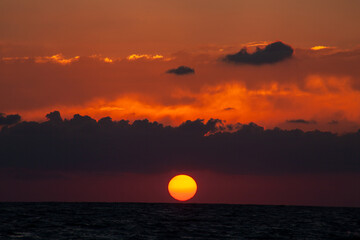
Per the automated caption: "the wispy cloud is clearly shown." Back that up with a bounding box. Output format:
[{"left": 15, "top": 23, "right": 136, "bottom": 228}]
[{"left": 126, "top": 54, "right": 171, "bottom": 61}]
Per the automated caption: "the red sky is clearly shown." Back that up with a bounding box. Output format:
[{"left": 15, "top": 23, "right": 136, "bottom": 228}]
[
  {"left": 1, "top": 0, "right": 360, "bottom": 133},
  {"left": 1, "top": 0, "right": 360, "bottom": 206},
  {"left": 1, "top": 44, "right": 360, "bottom": 133},
  {"left": 2, "top": 170, "right": 359, "bottom": 207}
]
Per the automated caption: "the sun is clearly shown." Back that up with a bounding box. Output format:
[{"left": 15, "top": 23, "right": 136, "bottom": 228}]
[{"left": 168, "top": 174, "right": 197, "bottom": 201}]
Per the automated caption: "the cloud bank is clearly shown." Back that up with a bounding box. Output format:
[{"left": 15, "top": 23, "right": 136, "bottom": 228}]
[
  {"left": 1, "top": 112, "right": 359, "bottom": 176},
  {"left": 0, "top": 113, "right": 21, "bottom": 125}
]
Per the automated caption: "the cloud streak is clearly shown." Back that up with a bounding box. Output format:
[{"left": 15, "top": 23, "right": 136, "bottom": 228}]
[{"left": 287, "top": 119, "right": 316, "bottom": 124}]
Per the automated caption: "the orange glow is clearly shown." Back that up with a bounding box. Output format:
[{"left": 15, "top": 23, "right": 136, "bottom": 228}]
[
  {"left": 4, "top": 51, "right": 359, "bottom": 133},
  {"left": 17, "top": 75, "right": 360, "bottom": 133},
  {"left": 2, "top": 56, "right": 30, "bottom": 61},
  {"left": 126, "top": 54, "right": 172, "bottom": 61},
  {"left": 311, "top": 45, "right": 332, "bottom": 50},
  {"left": 34, "top": 54, "right": 80, "bottom": 65},
  {"left": 103, "top": 57, "right": 113, "bottom": 63},
  {"left": 245, "top": 41, "right": 269, "bottom": 47},
  {"left": 88, "top": 55, "right": 116, "bottom": 63},
  {"left": 127, "top": 54, "right": 163, "bottom": 60},
  {"left": 168, "top": 175, "right": 197, "bottom": 201}
]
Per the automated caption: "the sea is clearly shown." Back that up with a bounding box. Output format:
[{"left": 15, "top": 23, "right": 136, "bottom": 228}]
[{"left": 0, "top": 202, "right": 359, "bottom": 240}]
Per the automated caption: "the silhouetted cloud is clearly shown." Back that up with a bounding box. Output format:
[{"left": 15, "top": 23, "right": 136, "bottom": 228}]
[
  {"left": 328, "top": 120, "right": 339, "bottom": 125},
  {"left": 166, "top": 66, "right": 195, "bottom": 75},
  {"left": 46, "top": 111, "right": 62, "bottom": 122},
  {"left": 1, "top": 111, "right": 359, "bottom": 177},
  {"left": 287, "top": 119, "right": 316, "bottom": 124},
  {"left": 0, "top": 113, "right": 21, "bottom": 125},
  {"left": 224, "top": 41, "right": 293, "bottom": 65}
]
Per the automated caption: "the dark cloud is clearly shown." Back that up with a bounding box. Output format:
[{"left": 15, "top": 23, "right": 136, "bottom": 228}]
[
  {"left": 328, "top": 120, "right": 339, "bottom": 125},
  {"left": 223, "top": 41, "right": 294, "bottom": 65},
  {"left": 46, "top": 111, "right": 63, "bottom": 122},
  {"left": 287, "top": 119, "right": 316, "bottom": 124},
  {"left": 0, "top": 111, "right": 359, "bottom": 177},
  {"left": 0, "top": 113, "right": 21, "bottom": 125},
  {"left": 223, "top": 107, "right": 235, "bottom": 111},
  {"left": 166, "top": 66, "right": 195, "bottom": 75}
]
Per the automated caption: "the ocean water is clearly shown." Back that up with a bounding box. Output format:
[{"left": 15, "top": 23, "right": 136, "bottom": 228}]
[{"left": 0, "top": 203, "right": 359, "bottom": 240}]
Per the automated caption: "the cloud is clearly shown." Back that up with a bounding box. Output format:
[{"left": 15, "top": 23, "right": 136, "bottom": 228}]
[
  {"left": 310, "top": 46, "right": 335, "bottom": 51},
  {"left": 34, "top": 54, "right": 80, "bottom": 65},
  {"left": 287, "top": 119, "right": 317, "bottom": 124},
  {"left": 1, "top": 111, "right": 359, "bottom": 176},
  {"left": 166, "top": 66, "right": 195, "bottom": 75},
  {"left": 0, "top": 113, "right": 21, "bottom": 125},
  {"left": 46, "top": 111, "right": 62, "bottom": 122},
  {"left": 223, "top": 41, "right": 294, "bottom": 65},
  {"left": 126, "top": 54, "right": 170, "bottom": 61}
]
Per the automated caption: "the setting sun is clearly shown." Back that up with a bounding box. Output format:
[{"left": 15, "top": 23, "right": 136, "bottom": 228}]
[{"left": 168, "top": 175, "right": 197, "bottom": 201}]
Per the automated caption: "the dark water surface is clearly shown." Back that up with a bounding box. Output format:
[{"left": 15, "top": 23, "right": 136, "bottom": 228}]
[{"left": 0, "top": 202, "right": 359, "bottom": 240}]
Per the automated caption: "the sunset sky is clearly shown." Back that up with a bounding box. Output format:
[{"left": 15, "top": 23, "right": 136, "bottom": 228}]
[{"left": 1, "top": 0, "right": 360, "bottom": 206}]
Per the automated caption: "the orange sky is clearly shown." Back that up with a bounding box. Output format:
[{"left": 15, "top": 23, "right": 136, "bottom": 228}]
[
  {"left": 1, "top": 45, "right": 360, "bottom": 133},
  {"left": 1, "top": 0, "right": 360, "bottom": 133}
]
